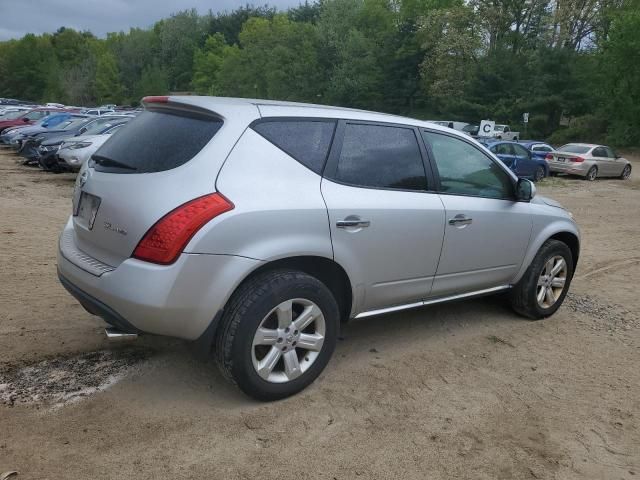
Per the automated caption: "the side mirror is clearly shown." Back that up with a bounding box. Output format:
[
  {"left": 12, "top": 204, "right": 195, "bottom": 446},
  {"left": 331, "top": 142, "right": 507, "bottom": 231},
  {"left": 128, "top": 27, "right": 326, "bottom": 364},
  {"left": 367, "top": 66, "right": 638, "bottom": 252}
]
[
  {"left": 79, "top": 127, "right": 86, "bottom": 134},
  {"left": 23, "top": 118, "right": 30, "bottom": 123},
  {"left": 516, "top": 178, "right": 536, "bottom": 202}
]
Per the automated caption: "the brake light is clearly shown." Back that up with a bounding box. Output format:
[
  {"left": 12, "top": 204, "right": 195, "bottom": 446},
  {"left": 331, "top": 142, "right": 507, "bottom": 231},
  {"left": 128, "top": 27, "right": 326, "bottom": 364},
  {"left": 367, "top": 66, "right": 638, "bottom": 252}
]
[
  {"left": 142, "top": 96, "right": 169, "bottom": 104},
  {"left": 545, "top": 153, "right": 553, "bottom": 161},
  {"left": 132, "top": 193, "right": 234, "bottom": 265},
  {"left": 569, "top": 156, "right": 585, "bottom": 163}
]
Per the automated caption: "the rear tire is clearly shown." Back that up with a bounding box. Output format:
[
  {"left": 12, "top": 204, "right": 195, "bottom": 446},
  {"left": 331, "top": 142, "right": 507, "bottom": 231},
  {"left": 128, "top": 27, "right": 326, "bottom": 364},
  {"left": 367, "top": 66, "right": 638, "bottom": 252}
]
[
  {"left": 620, "top": 164, "right": 631, "bottom": 180},
  {"left": 215, "top": 270, "right": 339, "bottom": 401},
  {"left": 586, "top": 166, "right": 597, "bottom": 181},
  {"left": 510, "top": 240, "right": 574, "bottom": 320}
]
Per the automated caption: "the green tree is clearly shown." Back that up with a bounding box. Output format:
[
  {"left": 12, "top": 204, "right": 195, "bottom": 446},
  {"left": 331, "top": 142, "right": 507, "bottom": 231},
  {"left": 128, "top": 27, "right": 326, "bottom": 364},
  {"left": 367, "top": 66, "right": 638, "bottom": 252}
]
[
  {"left": 192, "top": 33, "right": 228, "bottom": 95},
  {"left": 94, "top": 49, "right": 123, "bottom": 104}
]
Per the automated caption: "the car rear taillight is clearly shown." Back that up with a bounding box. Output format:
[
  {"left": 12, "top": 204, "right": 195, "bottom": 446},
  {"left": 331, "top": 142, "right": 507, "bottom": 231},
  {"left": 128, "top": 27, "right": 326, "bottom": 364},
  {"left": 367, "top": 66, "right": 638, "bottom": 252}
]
[
  {"left": 545, "top": 153, "right": 553, "bottom": 161},
  {"left": 132, "top": 193, "right": 234, "bottom": 265},
  {"left": 142, "top": 96, "right": 169, "bottom": 104},
  {"left": 569, "top": 156, "right": 585, "bottom": 162}
]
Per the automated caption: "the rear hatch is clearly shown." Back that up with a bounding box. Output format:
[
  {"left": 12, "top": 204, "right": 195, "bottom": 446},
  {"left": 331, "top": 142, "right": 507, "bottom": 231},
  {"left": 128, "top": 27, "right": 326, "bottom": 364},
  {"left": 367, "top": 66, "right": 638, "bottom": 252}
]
[{"left": 70, "top": 97, "right": 256, "bottom": 268}]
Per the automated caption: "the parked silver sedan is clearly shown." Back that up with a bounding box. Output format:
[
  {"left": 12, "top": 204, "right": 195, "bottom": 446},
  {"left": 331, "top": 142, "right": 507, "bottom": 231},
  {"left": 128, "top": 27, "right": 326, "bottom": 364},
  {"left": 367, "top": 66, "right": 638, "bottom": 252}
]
[{"left": 546, "top": 143, "right": 632, "bottom": 181}]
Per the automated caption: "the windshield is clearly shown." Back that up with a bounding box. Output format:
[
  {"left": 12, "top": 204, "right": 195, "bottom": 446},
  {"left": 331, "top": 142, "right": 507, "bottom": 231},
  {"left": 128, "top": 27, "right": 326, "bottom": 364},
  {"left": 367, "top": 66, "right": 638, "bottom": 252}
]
[
  {"left": 557, "top": 144, "right": 591, "bottom": 154},
  {"left": 82, "top": 117, "right": 125, "bottom": 135},
  {"left": 0, "top": 110, "right": 25, "bottom": 120},
  {"left": 494, "top": 125, "right": 505, "bottom": 132},
  {"left": 463, "top": 125, "right": 477, "bottom": 132},
  {"left": 62, "top": 118, "right": 90, "bottom": 130}
]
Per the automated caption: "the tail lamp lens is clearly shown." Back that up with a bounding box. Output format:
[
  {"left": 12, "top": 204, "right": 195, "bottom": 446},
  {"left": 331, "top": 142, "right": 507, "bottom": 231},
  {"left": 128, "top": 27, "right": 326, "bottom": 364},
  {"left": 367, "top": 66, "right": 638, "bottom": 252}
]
[
  {"left": 569, "top": 156, "right": 585, "bottom": 162},
  {"left": 132, "top": 193, "right": 234, "bottom": 265},
  {"left": 545, "top": 153, "right": 553, "bottom": 160}
]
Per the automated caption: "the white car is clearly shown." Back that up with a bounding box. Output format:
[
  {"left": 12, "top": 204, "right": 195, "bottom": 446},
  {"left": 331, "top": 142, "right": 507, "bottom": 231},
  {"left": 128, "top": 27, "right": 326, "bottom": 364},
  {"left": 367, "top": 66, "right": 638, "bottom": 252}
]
[{"left": 57, "top": 125, "right": 123, "bottom": 171}]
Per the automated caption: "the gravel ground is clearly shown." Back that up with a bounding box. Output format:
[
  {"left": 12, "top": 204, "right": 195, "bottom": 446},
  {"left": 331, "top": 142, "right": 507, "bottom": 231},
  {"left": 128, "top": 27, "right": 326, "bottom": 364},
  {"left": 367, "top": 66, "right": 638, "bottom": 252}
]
[{"left": 0, "top": 149, "right": 638, "bottom": 479}]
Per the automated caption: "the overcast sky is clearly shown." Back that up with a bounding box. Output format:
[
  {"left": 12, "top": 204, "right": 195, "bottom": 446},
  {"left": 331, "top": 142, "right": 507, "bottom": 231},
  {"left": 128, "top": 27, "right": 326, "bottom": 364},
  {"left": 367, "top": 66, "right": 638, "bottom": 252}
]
[{"left": 0, "top": 0, "right": 304, "bottom": 41}]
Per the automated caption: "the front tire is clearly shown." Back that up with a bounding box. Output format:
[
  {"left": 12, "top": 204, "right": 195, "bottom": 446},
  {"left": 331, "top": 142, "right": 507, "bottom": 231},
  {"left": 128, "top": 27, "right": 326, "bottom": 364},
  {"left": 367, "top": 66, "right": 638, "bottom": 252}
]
[
  {"left": 620, "top": 164, "right": 631, "bottom": 180},
  {"left": 534, "top": 166, "right": 545, "bottom": 182},
  {"left": 215, "top": 270, "right": 339, "bottom": 401},
  {"left": 586, "top": 166, "right": 597, "bottom": 181},
  {"left": 510, "top": 240, "right": 574, "bottom": 320}
]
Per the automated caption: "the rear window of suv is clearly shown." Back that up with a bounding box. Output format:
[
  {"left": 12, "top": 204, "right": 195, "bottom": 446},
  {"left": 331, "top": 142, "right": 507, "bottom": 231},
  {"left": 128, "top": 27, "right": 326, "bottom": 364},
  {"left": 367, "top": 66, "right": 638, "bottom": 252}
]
[{"left": 92, "top": 110, "right": 222, "bottom": 173}]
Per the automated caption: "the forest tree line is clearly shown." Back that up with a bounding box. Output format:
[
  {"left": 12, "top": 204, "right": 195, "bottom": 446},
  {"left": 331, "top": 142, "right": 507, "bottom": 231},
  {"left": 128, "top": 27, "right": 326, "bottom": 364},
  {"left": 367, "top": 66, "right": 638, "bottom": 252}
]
[{"left": 0, "top": 0, "right": 638, "bottom": 145}]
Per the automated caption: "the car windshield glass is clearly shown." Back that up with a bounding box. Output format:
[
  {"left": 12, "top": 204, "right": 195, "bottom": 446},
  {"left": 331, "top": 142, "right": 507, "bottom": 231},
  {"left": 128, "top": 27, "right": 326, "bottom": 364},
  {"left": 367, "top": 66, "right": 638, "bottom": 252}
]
[
  {"left": 494, "top": 125, "right": 505, "bottom": 131},
  {"left": 1, "top": 111, "right": 25, "bottom": 120},
  {"left": 463, "top": 125, "right": 477, "bottom": 132},
  {"left": 82, "top": 118, "right": 121, "bottom": 135},
  {"left": 63, "top": 118, "right": 90, "bottom": 130},
  {"left": 557, "top": 144, "right": 591, "bottom": 154}
]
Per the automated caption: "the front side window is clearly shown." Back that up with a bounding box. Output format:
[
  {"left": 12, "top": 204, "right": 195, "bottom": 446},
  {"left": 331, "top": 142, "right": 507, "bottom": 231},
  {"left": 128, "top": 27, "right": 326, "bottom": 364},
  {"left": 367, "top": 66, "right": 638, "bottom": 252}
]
[
  {"left": 592, "top": 147, "right": 606, "bottom": 157},
  {"left": 604, "top": 147, "right": 616, "bottom": 158},
  {"left": 494, "top": 143, "right": 514, "bottom": 155},
  {"left": 252, "top": 120, "right": 335, "bottom": 174},
  {"left": 512, "top": 144, "right": 530, "bottom": 158},
  {"left": 335, "top": 123, "right": 427, "bottom": 191},
  {"left": 422, "top": 131, "right": 514, "bottom": 199}
]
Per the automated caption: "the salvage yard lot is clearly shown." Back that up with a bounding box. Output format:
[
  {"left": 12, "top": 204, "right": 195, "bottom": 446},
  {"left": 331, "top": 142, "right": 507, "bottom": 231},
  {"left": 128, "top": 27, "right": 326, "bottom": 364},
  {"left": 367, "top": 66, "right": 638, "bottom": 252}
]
[{"left": 0, "top": 150, "right": 638, "bottom": 479}]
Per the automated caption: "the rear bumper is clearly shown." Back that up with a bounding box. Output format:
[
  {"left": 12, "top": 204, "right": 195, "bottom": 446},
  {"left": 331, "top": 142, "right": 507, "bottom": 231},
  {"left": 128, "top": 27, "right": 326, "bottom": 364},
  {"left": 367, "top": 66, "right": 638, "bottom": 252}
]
[
  {"left": 57, "top": 221, "right": 263, "bottom": 340},
  {"left": 548, "top": 161, "right": 590, "bottom": 176},
  {"left": 58, "top": 271, "right": 141, "bottom": 333}
]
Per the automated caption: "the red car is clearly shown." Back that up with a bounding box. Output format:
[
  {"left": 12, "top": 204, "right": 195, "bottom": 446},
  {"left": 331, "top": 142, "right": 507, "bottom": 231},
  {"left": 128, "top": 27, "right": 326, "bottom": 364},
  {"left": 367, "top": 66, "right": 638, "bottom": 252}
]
[{"left": 0, "top": 108, "right": 67, "bottom": 134}]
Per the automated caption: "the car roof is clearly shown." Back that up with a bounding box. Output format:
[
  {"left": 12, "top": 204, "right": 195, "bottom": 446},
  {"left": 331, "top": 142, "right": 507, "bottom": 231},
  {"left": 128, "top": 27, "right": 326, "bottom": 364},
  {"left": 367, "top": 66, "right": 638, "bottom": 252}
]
[{"left": 167, "top": 96, "right": 458, "bottom": 133}]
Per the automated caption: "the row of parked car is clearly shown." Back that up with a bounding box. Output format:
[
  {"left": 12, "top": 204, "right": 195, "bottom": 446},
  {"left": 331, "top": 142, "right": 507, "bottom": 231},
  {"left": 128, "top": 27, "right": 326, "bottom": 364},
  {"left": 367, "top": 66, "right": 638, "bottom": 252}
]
[
  {"left": 427, "top": 120, "right": 632, "bottom": 182},
  {"left": 0, "top": 104, "right": 137, "bottom": 172}
]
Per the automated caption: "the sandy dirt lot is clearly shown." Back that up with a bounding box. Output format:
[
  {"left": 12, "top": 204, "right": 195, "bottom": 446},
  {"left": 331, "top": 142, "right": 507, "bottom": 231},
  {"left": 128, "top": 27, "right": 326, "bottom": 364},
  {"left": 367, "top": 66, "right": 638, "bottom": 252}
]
[{"left": 0, "top": 149, "right": 638, "bottom": 479}]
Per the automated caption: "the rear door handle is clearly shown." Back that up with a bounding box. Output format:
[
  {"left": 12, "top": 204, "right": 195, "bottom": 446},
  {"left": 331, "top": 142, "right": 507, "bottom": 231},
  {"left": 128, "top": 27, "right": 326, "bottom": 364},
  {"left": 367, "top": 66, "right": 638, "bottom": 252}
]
[
  {"left": 337, "top": 216, "right": 370, "bottom": 229},
  {"left": 448, "top": 214, "right": 472, "bottom": 227}
]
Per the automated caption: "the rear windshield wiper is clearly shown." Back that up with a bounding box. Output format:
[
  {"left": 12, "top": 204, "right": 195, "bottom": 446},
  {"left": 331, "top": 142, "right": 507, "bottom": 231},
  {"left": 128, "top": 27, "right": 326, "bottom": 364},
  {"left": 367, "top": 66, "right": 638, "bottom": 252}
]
[{"left": 92, "top": 155, "right": 137, "bottom": 171}]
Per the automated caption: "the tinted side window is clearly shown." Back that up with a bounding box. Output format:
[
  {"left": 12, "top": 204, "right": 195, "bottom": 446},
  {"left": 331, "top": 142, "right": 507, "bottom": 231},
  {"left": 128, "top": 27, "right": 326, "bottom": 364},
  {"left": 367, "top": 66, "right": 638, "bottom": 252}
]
[
  {"left": 423, "top": 131, "right": 514, "bottom": 199},
  {"left": 93, "top": 110, "right": 222, "bottom": 173},
  {"left": 604, "top": 147, "right": 616, "bottom": 158},
  {"left": 495, "top": 143, "right": 514, "bottom": 155},
  {"left": 335, "top": 123, "right": 427, "bottom": 191},
  {"left": 512, "top": 144, "right": 530, "bottom": 157},
  {"left": 592, "top": 147, "right": 606, "bottom": 157},
  {"left": 252, "top": 120, "right": 335, "bottom": 174}
]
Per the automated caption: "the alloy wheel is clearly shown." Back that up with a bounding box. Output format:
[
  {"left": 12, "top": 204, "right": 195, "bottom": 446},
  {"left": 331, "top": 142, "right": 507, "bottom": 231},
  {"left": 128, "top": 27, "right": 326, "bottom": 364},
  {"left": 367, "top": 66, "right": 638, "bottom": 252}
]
[
  {"left": 252, "top": 298, "right": 326, "bottom": 383},
  {"left": 536, "top": 255, "right": 568, "bottom": 309}
]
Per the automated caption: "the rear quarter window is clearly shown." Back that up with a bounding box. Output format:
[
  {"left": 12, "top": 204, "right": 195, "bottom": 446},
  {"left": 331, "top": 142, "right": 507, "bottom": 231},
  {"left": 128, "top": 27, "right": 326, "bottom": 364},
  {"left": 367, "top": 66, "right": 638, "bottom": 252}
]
[
  {"left": 92, "top": 110, "right": 222, "bottom": 173},
  {"left": 251, "top": 119, "right": 336, "bottom": 174}
]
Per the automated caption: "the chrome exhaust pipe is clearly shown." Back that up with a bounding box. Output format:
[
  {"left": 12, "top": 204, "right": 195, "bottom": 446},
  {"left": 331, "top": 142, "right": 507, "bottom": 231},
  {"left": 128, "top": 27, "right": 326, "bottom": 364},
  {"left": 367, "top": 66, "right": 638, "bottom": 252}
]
[{"left": 105, "top": 327, "right": 138, "bottom": 342}]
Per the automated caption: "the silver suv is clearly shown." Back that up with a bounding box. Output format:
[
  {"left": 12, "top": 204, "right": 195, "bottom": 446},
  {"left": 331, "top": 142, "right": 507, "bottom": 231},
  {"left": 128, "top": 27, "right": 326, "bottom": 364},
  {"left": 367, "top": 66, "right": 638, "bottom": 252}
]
[{"left": 57, "top": 96, "right": 580, "bottom": 400}]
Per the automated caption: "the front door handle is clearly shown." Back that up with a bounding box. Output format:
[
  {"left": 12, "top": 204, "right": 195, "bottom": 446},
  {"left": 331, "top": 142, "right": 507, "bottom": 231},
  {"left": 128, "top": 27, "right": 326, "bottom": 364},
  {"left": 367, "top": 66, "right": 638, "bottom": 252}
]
[
  {"left": 448, "top": 214, "right": 473, "bottom": 227},
  {"left": 337, "top": 216, "right": 370, "bottom": 229}
]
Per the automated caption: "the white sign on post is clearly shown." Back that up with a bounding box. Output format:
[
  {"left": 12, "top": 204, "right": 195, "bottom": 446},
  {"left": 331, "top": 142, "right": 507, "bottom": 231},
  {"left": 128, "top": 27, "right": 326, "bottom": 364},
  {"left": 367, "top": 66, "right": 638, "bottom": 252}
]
[
  {"left": 523, "top": 112, "right": 529, "bottom": 123},
  {"left": 479, "top": 120, "right": 495, "bottom": 136}
]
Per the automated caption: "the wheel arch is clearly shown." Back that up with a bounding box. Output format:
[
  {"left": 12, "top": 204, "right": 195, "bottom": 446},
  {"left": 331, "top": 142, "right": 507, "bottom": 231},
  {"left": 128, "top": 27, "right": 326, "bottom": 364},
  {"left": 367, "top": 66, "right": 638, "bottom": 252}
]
[
  {"left": 239, "top": 256, "right": 354, "bottom": 323},
  {"left": 513, "top": 223, "right": 581, "bottom": 285},
  {"left": 195, "top": 254, "right": 354, "bottom": 358}
]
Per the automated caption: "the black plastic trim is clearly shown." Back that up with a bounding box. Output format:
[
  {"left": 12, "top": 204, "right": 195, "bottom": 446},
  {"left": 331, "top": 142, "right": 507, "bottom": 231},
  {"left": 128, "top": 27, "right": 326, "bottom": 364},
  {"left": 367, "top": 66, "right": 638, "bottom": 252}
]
[{"left": 57, "top": 270, "right": 141, "bottom": 334}]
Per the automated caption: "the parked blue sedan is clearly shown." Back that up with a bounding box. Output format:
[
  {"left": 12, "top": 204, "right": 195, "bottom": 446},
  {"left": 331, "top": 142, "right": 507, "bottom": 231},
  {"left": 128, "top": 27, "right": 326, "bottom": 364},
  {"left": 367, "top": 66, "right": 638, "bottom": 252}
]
[{"left": 479, "top": 139, "right": 549, "bottom": 181}]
